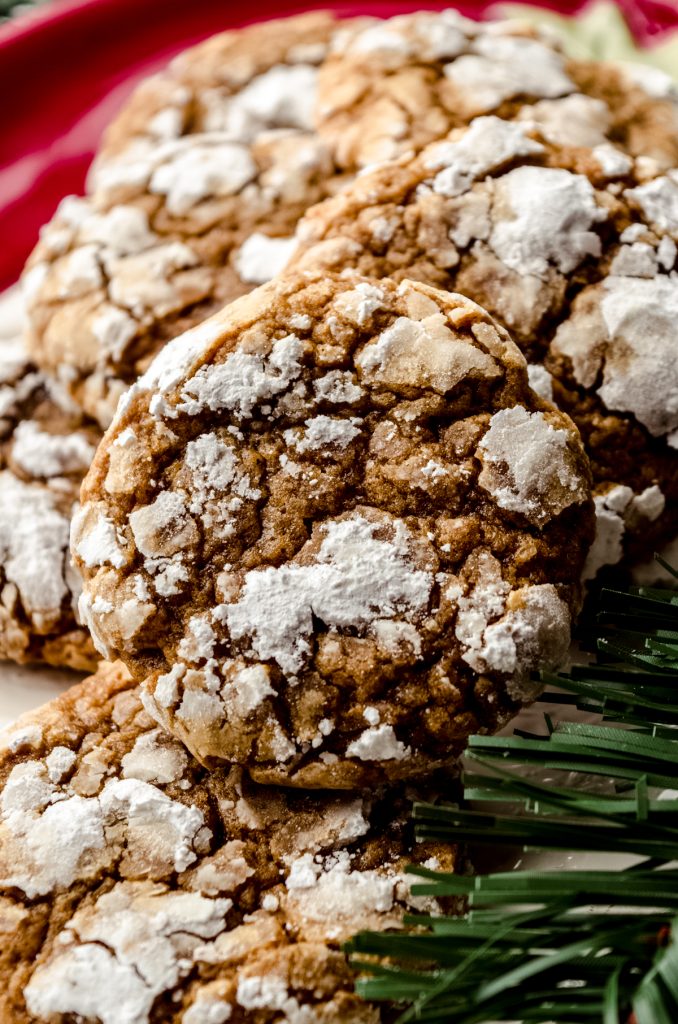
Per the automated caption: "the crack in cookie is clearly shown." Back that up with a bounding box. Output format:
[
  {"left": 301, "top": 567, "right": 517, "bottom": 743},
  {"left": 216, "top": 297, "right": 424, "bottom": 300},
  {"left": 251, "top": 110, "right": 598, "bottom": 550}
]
[{"left": 72, "top": 271, "right": 593, "bottom": 787}]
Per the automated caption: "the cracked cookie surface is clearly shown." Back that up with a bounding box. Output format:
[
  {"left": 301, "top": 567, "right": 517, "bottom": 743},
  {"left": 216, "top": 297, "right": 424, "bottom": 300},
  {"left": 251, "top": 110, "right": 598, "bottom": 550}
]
[
  {"left": 318, "top": 10, "right": 678, "bottom": 171},
  {"left": 22, "top": 12, "right": 357, "bottom": 428},
  {"left": 289, "top": 118, "right": 678, "bottom": 574},
  {"left": 23, "top": 12, "right": 677, "bottom": 432},
  {"left": 0, "top": 332, "right": 100, "bottom": 670},
  {"left": 0, "top": 660, "right": 456, "bottom": 1023},
  {"left": 72, "top": 271, "right": 593, "bottom": 788}
]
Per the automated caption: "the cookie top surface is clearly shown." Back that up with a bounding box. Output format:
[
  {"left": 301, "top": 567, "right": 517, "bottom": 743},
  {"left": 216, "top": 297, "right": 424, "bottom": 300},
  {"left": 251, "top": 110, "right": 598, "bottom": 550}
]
[
  {"left": 289, "top": 117, "right": 678, "bottom": 574},
  {"left": 0, "top": 661, "right": 454, "bottom": 1022},
  {"left": 318, "top": 11, "right": 678, "bottom": 171},
  {"left": 72, "top": 270, "right": 593, "bottom": 787},
  {"left": 22, "top": 13, "right": 353, "bottom": 428},
  {"left": 0, "top": 333, "right": 99, "bottom": 671},
  {"left": 91, "top": 12, "right": 349, "bottom": 174},
  {"left": 24, "top": 11, "right": 676, "bottom": 433}
]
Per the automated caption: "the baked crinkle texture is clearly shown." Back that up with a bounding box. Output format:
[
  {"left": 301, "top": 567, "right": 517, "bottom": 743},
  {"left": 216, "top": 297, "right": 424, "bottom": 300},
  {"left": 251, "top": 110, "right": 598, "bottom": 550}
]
[
  {"left": 0, "top": 661, "right": 455, "bottom": 1023},
  {"left": 21, "top": 13, "right": 355, "bottom": 429},
  {"left": 72, "top": 271, "right": 593, "bottom": 788},
  {"left": 0, "top": 337, "right": 99, "bottom": 670},
  {"left": 23, "top": 12, "right": 678, "bottom": 432},
  {"left": 319, "top": 10, "right": 678, "bottom": 170},
  {"left": 290, "top": 118, "right": 678, "bottom": 574}
]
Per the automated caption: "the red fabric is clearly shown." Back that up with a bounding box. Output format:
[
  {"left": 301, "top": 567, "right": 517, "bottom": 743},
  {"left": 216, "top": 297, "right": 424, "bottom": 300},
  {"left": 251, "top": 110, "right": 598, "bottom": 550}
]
[{"left": 1, "top": 0, "right": 677, "bottom": 289}]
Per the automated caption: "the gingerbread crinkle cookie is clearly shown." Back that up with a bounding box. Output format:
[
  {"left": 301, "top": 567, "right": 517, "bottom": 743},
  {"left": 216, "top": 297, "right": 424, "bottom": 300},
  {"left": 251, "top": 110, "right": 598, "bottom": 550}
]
[
  {"left": 0, "top": 661, "right": 456, "bottom": 1022},
  {"left": 0, "top": 332, "right": 99, "bottom": 670},
  {"left": 71, "top": 270, "right": 593, "bottom": 788},
  {"left": 289, "top": 116, "right": 678, "bottom": 571},
  {"left": 23, "top": 10, "right": 678, "bottom": 436},
  {"left": 22, "top": 13, "right": 355, "bottom": 428},
  {"left": 317, "top": 10, "right": 678, "bottom": 170}
]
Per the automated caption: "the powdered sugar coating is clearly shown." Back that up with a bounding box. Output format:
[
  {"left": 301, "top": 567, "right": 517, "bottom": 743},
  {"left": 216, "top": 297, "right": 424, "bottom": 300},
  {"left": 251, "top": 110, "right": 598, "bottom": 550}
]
[
  {"left": 292, "top": 117, "right": 614, "bottom": 351},
  {"left": 424, "top": 117, "right": 544, "bottom": 198},
  {"left": 222, "top": 514, "right": 432, "bottom": 676},
  {"left": 583, "top": 484, "right": 665, "bottom": 580},
  {"left": 443, "top": 34, "right": 574, "bottom": 115},
  {"left": 552, "top": 274, "right": 678, "bottom": 439},
  {"left": 26, "top": 10, "right": 678, "bottom": 432},
  {"left": 0, "top": 474, "right": 70, "bottom": 635},
  {"left": 516, "top": 94, "right": 611, "bottom": 148},
  {"left": 74, "top": 271, "right": 592, "bottom": 787},
  {"left": 478, "top": 406, "right": 590, "bottom": 526},
  {"left": 488, "top": 166, "right": 606, "bottom": 278},
  {"left": 0, "top": 324, "right": 99, "bottom": 670},
  {"left": 317, "top": 11, "right": 678, "bottom": 171},
  {"left": 22, "top": 14, "right": 344, "bottom": 428},
  {"left": 290, "top": 113, "right": 678, "bottom": 567},
  {"left": 0, "top": 661, "right": 457, "bottom": 1022},
  {"left": 626, "top": 172, "right": 678, "bottom": 233},
  {"left": 24, "top": 884, "right": 231, "bottom": 1024}
]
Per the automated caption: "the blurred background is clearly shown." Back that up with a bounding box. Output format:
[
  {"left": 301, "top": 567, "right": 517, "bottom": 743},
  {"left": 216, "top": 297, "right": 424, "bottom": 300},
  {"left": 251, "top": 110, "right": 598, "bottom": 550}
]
[{"left": 1, "top": 0, "right": 677, "bottom": 292}]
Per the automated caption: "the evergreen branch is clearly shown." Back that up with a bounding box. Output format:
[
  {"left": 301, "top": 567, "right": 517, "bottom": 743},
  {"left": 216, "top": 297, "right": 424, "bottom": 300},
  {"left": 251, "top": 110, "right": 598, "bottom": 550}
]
[
  {"left": 350, "top": 571, "right": 678, "bottom": 1022},
  {"left": 0, "top": 0, "right": 42, "bottom": 16}
]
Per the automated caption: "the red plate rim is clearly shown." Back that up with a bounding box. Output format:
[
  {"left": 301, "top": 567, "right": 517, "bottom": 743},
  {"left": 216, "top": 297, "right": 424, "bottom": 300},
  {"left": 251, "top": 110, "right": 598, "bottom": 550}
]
[{"left": 1, "top": 0, "right": 676, "bottom": 290}]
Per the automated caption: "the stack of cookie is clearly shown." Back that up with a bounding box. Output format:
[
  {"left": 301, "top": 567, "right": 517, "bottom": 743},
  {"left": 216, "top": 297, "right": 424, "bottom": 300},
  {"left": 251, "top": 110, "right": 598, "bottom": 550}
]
[{"left": 1, "top": 9, "right": 677, "bottom": 1019}]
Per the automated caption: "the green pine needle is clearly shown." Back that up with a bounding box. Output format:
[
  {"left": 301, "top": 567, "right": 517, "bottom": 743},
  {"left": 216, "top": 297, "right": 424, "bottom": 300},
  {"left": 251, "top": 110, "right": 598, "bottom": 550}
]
[{"left": 349, "top": 572, "right": 678, "bottom": 1022}]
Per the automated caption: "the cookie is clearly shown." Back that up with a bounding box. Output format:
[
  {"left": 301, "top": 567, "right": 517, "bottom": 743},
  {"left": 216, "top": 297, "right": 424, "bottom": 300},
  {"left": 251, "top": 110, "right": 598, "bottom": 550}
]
[
  {"left": 24, "top": 11, "right": 671, "bottom": 432},
  {"left": 0, "top": 332, "right": 99, "bottom": 671},
  {"left": 289, "top": 117, "right": 678, "bottom": 573},
  {"left": 318, "top": 11, "right": 678, "bottom": 171},
  {"left": 21, "top": 12, "right": 359, "bottom": 428},
  {"left": 71, "top": 270, "right": 593, "bottom": 787},
  {"left": 0, "top": 660, "right": 456, "bottom": 1022}
]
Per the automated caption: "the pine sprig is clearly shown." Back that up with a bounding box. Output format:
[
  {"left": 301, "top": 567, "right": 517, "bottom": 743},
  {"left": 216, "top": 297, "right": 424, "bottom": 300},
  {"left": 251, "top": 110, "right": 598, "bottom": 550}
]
[
  {"left": 0, "top": 0, "right": 47, "bottom": 20},
  {"left": 349, "top": 571, "right": 678, "bottom": 1023}
]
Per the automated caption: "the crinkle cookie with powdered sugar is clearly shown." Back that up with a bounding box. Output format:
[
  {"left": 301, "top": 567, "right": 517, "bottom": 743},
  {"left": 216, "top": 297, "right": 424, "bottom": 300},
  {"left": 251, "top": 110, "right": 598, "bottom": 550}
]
[
  {"left": 21, "top": 12, "right": 363, "bottom": 429},
  {"left": 23, "top": 11, "right": 677, "bottom": 434},
  {"left": 0, "top": 334, "right": 100, "bottom": 670},
  {"left": 289, "top": 118, "right": 678, "bottom": 574},
  {"left": 318, "top": 10, "right": 678, "bottom": 171},
  {"left": 71, "top": 270, "right": 593, "bottom": 788},
  {"left": 0, "top": 660, "right": 456, "bottom": 1022}
]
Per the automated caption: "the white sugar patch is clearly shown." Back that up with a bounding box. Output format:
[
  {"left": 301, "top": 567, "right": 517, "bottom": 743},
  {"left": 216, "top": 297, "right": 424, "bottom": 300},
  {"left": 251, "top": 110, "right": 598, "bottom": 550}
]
[
  {"left": 11, "top": 422, "right": 95, "bottom": 479},
  {"left": 333, "top": 282, "right": 386, "bottom": 326},
  {"left": 425, "top": 116, "right": 543, "bottom": 198},
  {"left": 356, "top": 313, "right": 498, "bottom": 392},
  {"left": 314, "top": 370, "right": 363, "bottom": 404},
  {"left": 490, "top": 166, "right": 606, "bottom": 278},
  {"left": 0, "top": 473, "right": 69, "bottom": 630},
  {"left": 0, "top": 773, "right": 208, "bottom": 899},
  {"left": 599, "top": 275, "right": 678, "bottom": 437},
  {"left": 234, "top": 233, "right": 297, "bottom": 285},
  {"left": 626, "top": 172, "right": 678, "bottom": 233},
  {"left": 150, "top": 138, "right": 257, "bottom": 215},
  {"left": 179, "top": 335, "right": 304, "bottom": 419},
  {"left": 584, "top": 484, "right": 665, "bottom": 580},
  {"left": 284, "top": 415, "right": 362, "bottom": 454},
  {"left": 443, "top": 34, "right": 573, "bottom": 114},
  {"left": 204, "top": 64, "right": 318, "bottom": 138},
  {"left": 129, "top": 492, "right": 197, "bottom": 559},
  {"left": 219, "top": 514, "right": 432, "bottom": 675},
  {"left": 526, "top": 363, "right": 554, "bottom": 402},
  {"left": 478, "top": 406, "right": 589, "bottom": 525},
  {"left": 517, "top": 94, "right": 610, "bottom": 148},
  {"left": 346, "top": 724, "right": 410, "bottom": 761},
  {"left": 454, "top": 553, "right": 570, "bottom": 692},
  {"left": 24, "top": 881, "right": 229, "bottom": 1024}
]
